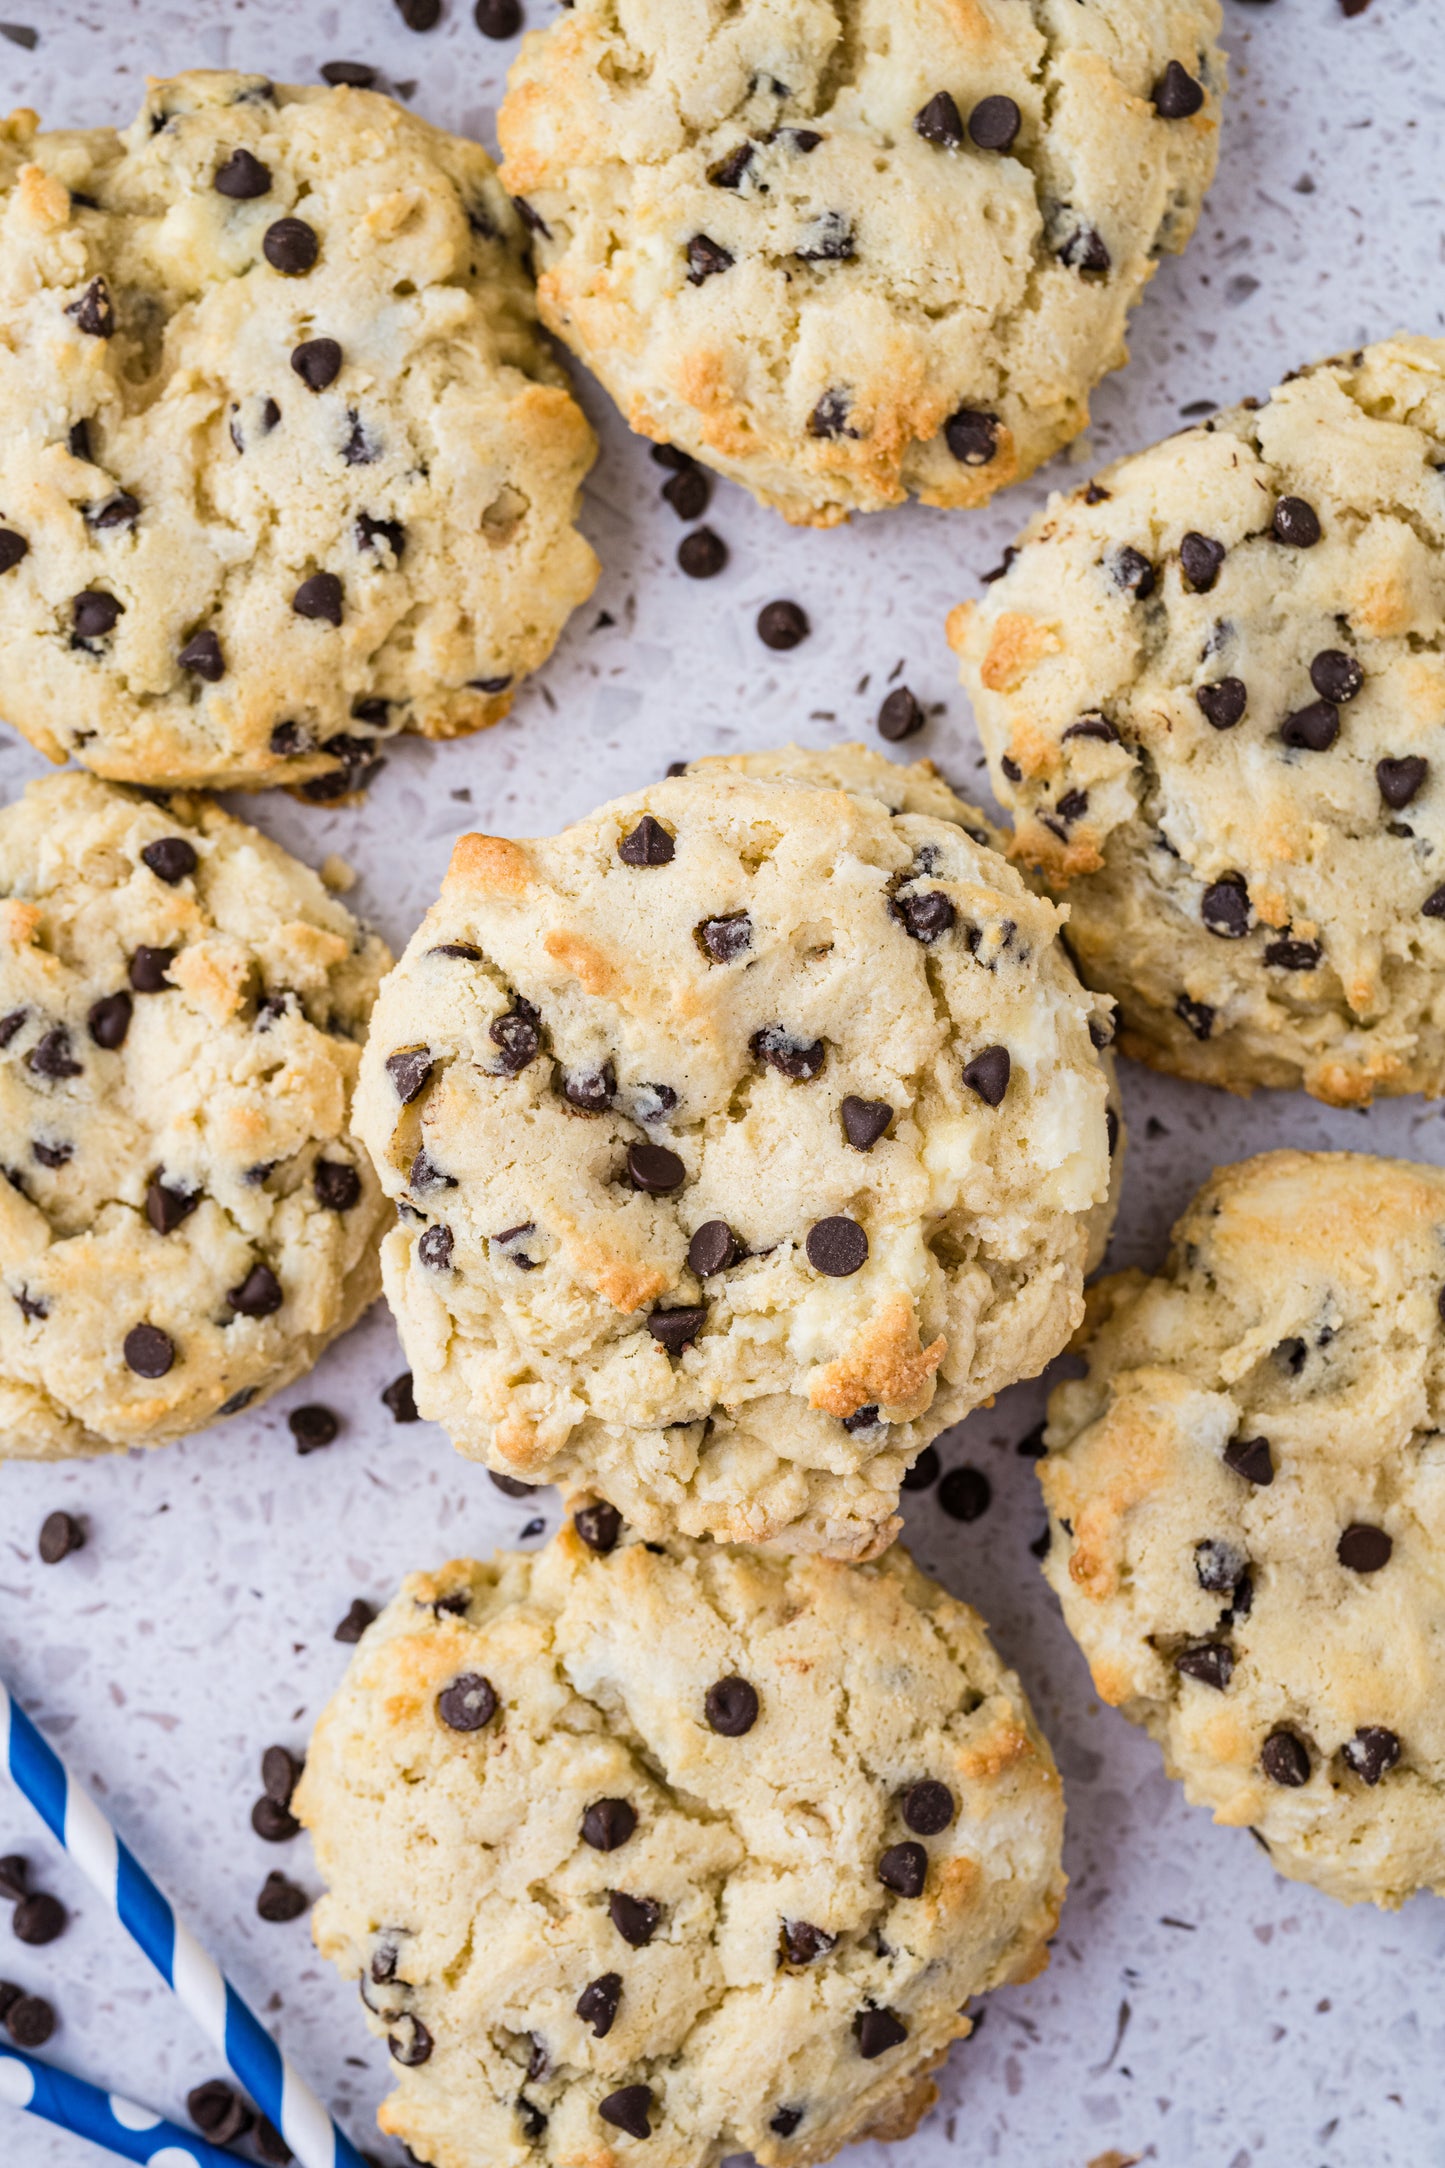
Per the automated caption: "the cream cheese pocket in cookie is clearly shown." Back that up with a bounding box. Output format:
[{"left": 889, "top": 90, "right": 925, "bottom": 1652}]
[
  {"left": 498, "top": 0, "right": 1225, "bottom": 524},
  {"left": 352, "top": 743, "right": 1120, "bottom": 1559},
  {"left": 0, "top": 69, "right": 597, "bottom": 793},
  {"left": 295, "top": 1522, "right": 1066, "bottom": 2168}
]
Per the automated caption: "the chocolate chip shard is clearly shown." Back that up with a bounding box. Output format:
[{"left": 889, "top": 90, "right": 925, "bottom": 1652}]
[
  {"left": 386, "top": 1047, "right": 434, "bottom": 1104},
  {"left": 66, "top": 277, "right": 113, "bottom": 337},
  {"left": 751, "top": 1025, "right": 825, "bottom": 1080},
  {"left": 808, "top": 388, "right": 858, "bottom": 440},
  {"left": 771, "top": 2108, "right": 804, "bottom": 2137},
  {"left": 1060, "top": 224, "right": 1110, "bottom": 274},
  {"left": 1224, "top": 1435, "right": 1273, "bottom": 1486},
  {"left": 779, "top": 1920, "right": 834, "bottom": 1966},
  {"left": 386, "top": 2013, "right": 433, "bottom": 2066},
  {"left": 841, "top": 1096, "right": 892, "bottom": 1151},
  {"left": 27, "top": 1028, "right": 83, "bottom": 1079},
  {"left": 0, "top": 528, "right": 28, "bottom": 574},
  {"left": 876, "top": 1843, "right": 926, "bottom": 1899},
  {"left": 437, "top": 1673, "right": 497, "bottom": 1732},
  {"left": 72, "top": 589, "right": 123, "bottom": 639},
  {"left": 1194, "top": 1538, "right": 1246, "bottom": 1593},
  {"left": 962, "top": 1044, "right": 1010, "bottom": 1105},
  {"left": 686, "top": 234, "right": 733, "bottom": 283},
  {"left": 1261, "top": 1730, "right": 1310, "bottom": 1787},
  {"left": 407, "top": 1150, "right": 455, "bottom": 1194},
  {"left": 697, "top": 912, "right": 751, "bottom": 963},
  {"left": 618, "top": 814, "right": 675, "bottom": 866},
  {"left": 490, "top": 998, "right": 542, "bottom": 1073},
  {"left": 86, "top": 492, "right": 140, "bottom": 531},
  {"left": 564, "top": 1062, "right": 616, "bottom": 1113},
  {"left": 1175, "top": 1642, "right": 1234, "bottom": 1690},
  {"left": 575, "top": 1501, "right": 622, "bottom": 1555},
  {"left": 1109, "top": 544, "right": 1156, "bottom": 599},
  {"left": 1062, "top": 712, "right": 1118, "bottom": 744},
  {"left": 581, "top": 1795, "right": 635, "bottom": 1849},
  {"left": 709, "top": 142, "right": 755, "bottom": 189},
  {"left": 1175, "top": 994, "right": 1215, "bottom": 1041}
]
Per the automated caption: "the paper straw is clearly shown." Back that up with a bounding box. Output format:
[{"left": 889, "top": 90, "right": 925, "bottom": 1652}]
[
  {"left": 0, "top": 2043, "right": 245, "bottom": 2168},
  {"left": 0, "top": 1678, "right": 367, "bottom": 2168}
]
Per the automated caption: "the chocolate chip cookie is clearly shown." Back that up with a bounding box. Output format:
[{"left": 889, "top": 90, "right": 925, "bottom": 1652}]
[
  {"left": 295, "top": 1519, "right": 1065, "bottom": 2167},
  {"left": 0, "top": 71, "right": 597, "bottom": 792},
  {"left": 1039, "top": 1149, "right": 1445, "bottom": 1907},
  {"left": 498, "top": 0, "right": 1224, "bottom": 523}
]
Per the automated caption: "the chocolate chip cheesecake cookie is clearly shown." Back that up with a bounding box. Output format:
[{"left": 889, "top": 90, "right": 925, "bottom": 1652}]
[
  {"left": 951, "top": 336, "right": 1445, "bottom": 1104},
  {"left": 1039, "top": 1150, "right": 1445, "bottom": 1908},
  {"left": 352, "top": 746, "right": 1118, "bottom": 1558},
  {"left": 295, "top": 1518, "right": 1066, "bottom": 2167},
  {"left": 0, "top": 772, "right": 389, "bottom": 1457},
  {"left": 498, "top": 0, "right": 1224, "bottom": 525},
  {"left": 0, "top": 70, "right": 597, "bottom": 793}
]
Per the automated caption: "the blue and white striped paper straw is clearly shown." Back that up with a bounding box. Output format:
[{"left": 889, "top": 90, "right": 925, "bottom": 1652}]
[
  {"left": 0, "top": 1678, "right": 367, "bottom": 2168},
  {"left": 0, "top": 2044, "right": 244, "bottom": 2168}
]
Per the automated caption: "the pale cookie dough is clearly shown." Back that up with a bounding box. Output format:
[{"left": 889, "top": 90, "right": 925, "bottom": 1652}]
[
  {"left": 1040, "top": 1150, "right": 1445, "bottom": 1908},
  {"left": 352, "top": 746, "right": 1118, "bottom": 1559},
  {"left": 498, "top": 0, "right": 1224, "bottom": 525},
  {"left": 0, "top": 771, "right": 390, "bottom": 1457},
  {"left": 0, "top": 70, "right": 597, "bottom": 793},
  {"left": 951, "top": 336, "right": 1445, "bottom": 1105},
  {"left": 295, "top": 1520, "right": 1066, "bottom": 2168}
]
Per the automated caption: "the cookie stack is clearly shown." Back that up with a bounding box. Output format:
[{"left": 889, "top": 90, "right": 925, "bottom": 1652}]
[{"left": 1, "top": 13, "right": 1442, "bottom": 2168}]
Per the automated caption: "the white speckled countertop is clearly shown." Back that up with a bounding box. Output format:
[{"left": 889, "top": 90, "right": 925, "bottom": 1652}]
[{"left": 2, "top": 3, "right": 1444, "bottom": 2164}]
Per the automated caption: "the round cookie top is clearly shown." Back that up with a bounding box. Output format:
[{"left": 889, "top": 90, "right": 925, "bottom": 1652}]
[
  {"left": 498, "top": 0, "right": 1224, "bottom": 525},
  {"left": 951, "top": 336, "right": 1445, "bottom": 1105},
  {"left": 351, "top": 746, "right": 1117, "bottom": 1557},
  {"left": 1039, "top": 1150, "right": 1445, "bottom": 1909},
  {"left": 0, "top": 772, "right": 390, "bottom": 1457},
  {"left": 295, "top": 1522, "right": 1065, "bottom": 2168},
  {"left": 0, "top": 71, "right": 597, "bottom": 792}
]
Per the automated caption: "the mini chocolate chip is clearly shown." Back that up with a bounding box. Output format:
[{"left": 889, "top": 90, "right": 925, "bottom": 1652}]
[
  {"left": 11, "top": 1890, "right": 64, "bottom": 1945},
  {"left": 123, "top": 1322, "right": 174, "bottom": 1378},
  {"left": 1310, "top": 649, "right": 1362, "bottom": 704},
  {"left": 264, "top": 218, "right": 319, "bottom": 275},
  {"left": 256, "top": 1868, "right": 305, "bottom": 1919},
  {"left": 141, "top": 836, "right": 198, "bottom": 885},
  {"left": 855, "top": 2007, "right": 908, "bottom": 2059},
  {"left": 1272, "top": 496, "right": 1320, "bottom": 547},
  {"left": 698, "top": 911, "right": 751, "bottom": 963},
  {"left": 1015, "top": 1422, "right": 1048, "bottom": 1461},
  {"left": 1261, "top": 1730, "right": 1310, "bottom": 1787},
  {"left": 808, "top": 388, "right": 857, "bottom": 439},
  {"left": 73, "top": 589, "right": 122, "bottom": 638},
  {"left": 67, "top": 277, "right": 114, "bottom": 337},
  {"left": 490, "top": 999, "right": 542, "bottom": 1073},
  {"left": 576, "top": 1972, "right": 622, "bottom": 2037},
  {"left": 581, "top": 1796, "right": 635, "bottom": 1849},
  {"left": 218, "top": 1387, "right": 256, "bottom": 1417},
  {"left": 215, "top": 147, "right": 272, "bottom": 199},
  {"left": 1343, "top": 1726, "right": 1400, "bottom": 1785},
  {"left": 475, "top": 0, "right": 522, "bottom": 34},
  {"left": 1053, "top": 787, "right": 1089, "bottom": 826},
  {"left": 1194, "top": 677, "right": 1247, "bottom": 730},
  {"left": 687, "top": 234, "right": 734, "bottom": 283},
  {"left": 608, "top": 1891, "right": 660, "bottom": 1947},
  {"left": 1060, "top": 225, "right": 1110, "bottom": 274},
  {"left": 387, "top": 2013, "right": 433, "bottom": 2067},
  {"left": 618, "top": 814, "right": 675, "bottom": 866},
  {"left": 1201, "top": 875, "right": 1250, "bottom": 938},
  {"left": 262, "top": 1745, "right": 303, "bottom": 1806},
  {"left": 188, "top": 2082, "right": 252, "bottom": 2145},
  {"left": 38, "top": 1511, "right": 83, "bottom": 1565},
  {"left": 1175, "top": 1642, "right": 1234, "bottom": 1690},
  {"left": 757, "top": 599, "right": 809, "bottom": 650},
  {"left": 841, "top": 1096, "right": 893, "bottom": 1151},
  {"left": 146, "top": 1173, "right": 199, "bottom": 1236},
  {"left": 840, "top": 1405, "right": 880, "bottom": 1435},
  {"left": 780, "top": 1920, "right": 835, "bottom": 1965},
  {"left": 0, "top": 528, "right": 29, "bottom": 574},
  {"left": 600, "top": 2086, "right": 653, "bottom": 2142},
  {"left": 418, "top": 1225, "right": 454, "bottom": 1271},
  {"left": 1062, "top": 712, "right": 1118, "bottom": 744},
  {"left": 1337, "top": 1523, "right": 1391, "bottom": 1573},
  {"left": 688, "top": 1220, "right": 743, "bottom": 1279},
  {"left": 356, "top": 512, "right": 406, "bottom": 558},
  {"left": 128, "top": 947, "right": 175, "bottom": 994},
  {"left": 662, "top": 467, "right": 712, "bottom": 521},
  {"left": 1281, "top": 699, "right": 1339, "bottom": 752},
  {"left": 86, "top": 491, "right": 140, "bottom": 531},
  {"left": 938, "top": 1466, "right": 991, "bottom": 1522},
  {"left": 7, "top": 1994, "right": 55, "bottom": 2048},
  {"left": 575, "top": 1501, "right": 622, "bottom": 1554},
  {"left": 334, "top": 1598, "right": 375, "bottom": 1643},
  {"left": 709, "top": 142, "right": 755, "bottom": 189},
  {"left": 252, "top": 1795, "right": 300, "bottom": 1843},
  {"left": 892, "top": 890, "right": 955, "bottom": 944},
  {"left": 293, "top": 572, "right": 343, "bottom": 623},
  {"left": 961, "top": 1044, "right": 1010, "bottom": 1105},
  {"left": 876, "top": 1842, "right": 926, "bottom": 1899},
  {"left": 314, "top": 1161, "right": 362, "bottom": 1211},
  {"left": 1153, "top": 59, "right": 1204, "bottom": 117},
  {"left": 1263, "top": 937, "right": 1321, "bottom": 970},
  {"left": 32, "top": 1141, "right": 72, "bottom": 1170},
  {"left": 944, "top": 408, "right": 1000, "bottom": 465},
  {"left": 179, "top": 629, "right": 224, "bottom": 681},
  {"left": 678, "top": 526, "right": 728, "bottom": 578},
  {"left": 437, "top": 1673, "right": 497, "bottom": 1731},
  {"left": 751, "top": 1026, "right": 825, "bottom": 1080},
  {"left": 490, "top": 1471, "right": 537, "bottom": 1502},
  {"left": 386, "top": 1047, "right": 434, "bottom": 1104},
  {"left": 1175, "top": 994, "right": 1215, "bottom": 1041},
  {"left": 1110, "top": 545, "right": 1156, "bottom": 599},
  {"left": 877, "top": 686, "right": 924, "bottom": 741},
  {"left": 914, "top": 90, "right": 964, "bottom": 146},
  {"left": 628, "top": 1140, "right": 686, "bottom": 1195},
  {"left": 1377, "top": 756, "right": 1427, "bottom": 809},
  {"left": 382, "top": 1372, "right": 418, "bottom": 1423},
  {"left": 901, "top": 1446, "right": 941, "bottom": 1494},
  {"left": 228, "top": 1262, "right": 283, "bottom": 1317},
  {"left": 564, "top": 1062, "right": 616, "bottom": 1113},
  {"left": 1179, "top": 532, "right": 1225, "bottom": 592},
  {"left": 1194, "top": 1538, "right": 1245, "bottom": 1593},
  {"left": 1225, "top": 1435, "right": 1273, "bottom": 1486},
  {"left": 968, "top": 94, "right": 1021, "bottom": 150},
  {"left": 806, "top": 1216, "right": 868, "bottom": 1277},
  {"left": 705, "top": 1676, "right": 759, "bottom": 1736},
  {"left": 902, "top": 1779, "right": 954, "bottom": 1835},
  {"left": 291, "top": 337, "right": 342, "bottom": 392},
  {"left": 647, "top": 1306, "right": 707, "bottom": 1357},
  {"left": 268, "top": 721, "right": 310, "bottom": 758},
  {"left": 1425, "top": 885, "right": 1445, "bottom": 919},
  {"left": 320, "top": 61, "right": 377, "bottom": 86}
]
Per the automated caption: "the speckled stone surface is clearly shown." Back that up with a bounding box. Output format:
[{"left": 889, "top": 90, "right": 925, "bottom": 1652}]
[{"left": 1, "top": 5, "right": 1443, "bottom": 2166}]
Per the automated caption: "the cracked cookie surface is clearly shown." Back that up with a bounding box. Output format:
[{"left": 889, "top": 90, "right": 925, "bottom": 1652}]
[
  {"left": 0, "top": 70, "right": 597, "bottom": 792},
  {"left": 0, "top": 771, "right": 389, "bottom": 1457},
  {"left": 352, "top": 744, "right": 1117, "bottom": 1558},
  {"left": 1040, "top": 1149, "right": 1445, "bottom": 1908},
  {"left": 951, "top": 336, "right": 1445, "bottom": 1104},
  {"left": 295, "top": 1520, "right": 1065, "bottom": 2168},
  {"left": 498, "top": 0, "right": 1223, "bottom": 525}
]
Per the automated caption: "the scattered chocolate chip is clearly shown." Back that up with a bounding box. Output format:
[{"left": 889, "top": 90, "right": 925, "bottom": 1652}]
[
  {"left": 902, "top": 1780, "right": 954, "bottom": 1835},
  {"left": 625, "top": 1142, "right": 686, "bottom": 1203},
  {"left": 488, "top": 998, "right": 541, "bottom": 1074},
  {"left": 751, "top": 1025, "right": 825, "bottom": 1080},
  {"left": 437, "top": 1673, "right": 497, "bottom": 1732},
  {"left": 417, "top": 1225, "right": 454, "bottom": 1273},
  {"left": 600, "top": 2086, "right": 653, "bottom": 2142},
  {"left": 697, "top": 911, "right": 751, "bottom": 964},
  {"left": 215, "top": 148, "right": 272, "bottom": 199},
  {"left": 1179, "top": 532, "right": 1225, "bottom": 592},
  {"left": 1060, "top": 225, "right": 1110, "bottom": 274},
  {"left": 382, "top": 1373, "right": 418, "bottom": 1424},
  {"left": 264, "top": 218, "right": 319, "bottom": 275},
  {"left": 1015, "top": 1421, "right": 1048, "bottom": 1460},
  {"left": 386, "top": 1047, "right": 434, "bottom": 1104},
  {"left": 489, "top": 1473, "right": 538, "bottom": 1506},
  {"left": 293, "top": 572, "right": 343, "bottom": 624},
  {"left": 66, "top": 277, "right": 114, "bottom": 337},
  {"left": 771, "top": 2109, "right": 804, "bottom": 2137},
  {"left": 226, "top": 1261, "right": 282, "bottom": 1319},
  {"left": 892, "top": 890, "right": 955, "bottom": 944},
  {"left": 314, "top": 1161, "right": 361, "bottom": 1212},
  {"left": 475, "top": 0, "right": 522, "bottom": 34},
  {"left": 944, "top": 408, "right": 1000, "bottom": 466},
  {"left": 962, "top": 1045, "right": 1010, "bottom": 1106},
  {"left": 1201, "top": 875, "right": 1249, "bottom": 938},
  {"left": 1110, "top": 545, "right": 1156, "bottom": 599},
  {"left": 1304, "top": 656, "right": 1360, "bottom": 714},
  {"left": 1194, "top": 1538, "right": 1245, "bottom": 1594},
  {"left": 253, "top": 2117, "right": 292, "bottom": 2165},
  {"left": 575, "top": 1501, "right": 622, "bottom": 1555},
  {"left": 1263, "top": 936, "right": 1321, "bottom": 971},
  {"left": 581, "top": 1796, "right": 635, "bottom": 1850},
  {"left": 685, "top": 1220, "right": 742, "bottom": 1282},
  {"left": 1272, "top": 496, "right": 1321, "bottom": 548},
  {"left": 286, "top": 1405, "right": 339, "bottom": 1462},
  {"left": 1425, "top": 885, "right": 1445, "bottom": 919},
  {"left": 662, "top": 466, "right": 711, "bottom": 521},
  {"left": 1175, "top": 994, "right": 1215, "bottom": 1041},
  {"left": 877, "top": 686, "right": 924, "bottom": 741},
  {"left": 32, "top": 1140, "right": 72, "bottom": 1171},
  {"left": 12, "top": 1892, "right": 65, "bottom": 1945},
  {"left": 645, "top": 1304, "right": 707, "bottom": 1358},
  {"left": 251, "top": 1796, "right": 300, "bottom": 1843},
  {"left": 1153, "top": 59, "right": 1204, "bottom": 117},
  {"left": 806, "top": 1216, "right": 868, "bottom": 1277},
  {"left": 146, "top": 1173, "right": 199, "bottom": 1237},
  {"left": 1225, "top": 1435, "right": 1273, "bottom": 1486},
  {"left": 677, "top": 526, "right": 728, "bottom": 579},
  {"left": 123, "top": 1322, "right": 174, "bottom": 1378},
  {"left": 129, "top": 946, "right": 176, "bottom": 996},
  {"left": 355, "top": 512, "right": 406, "bottom": 559},
  {"left": 564, "top": 1062, "right": 616, "bottom": 1113},
  {"left": 37, "top": 1510, "right": 84, "bottom": 1565},
  {"left": 687, "top": 234, "right": 734, "bottom": 283},
  {"left": 291, "top": 337, "right": 342, "bottom": 392},
  {"left": 757, "top": 599, "right": 809, "bottom": 650},
  {"left": 81, "top": 991, "right": 131, "bottom": 1053},
  {"left": 855, "top": 2007, "right": 908, "bottom": 2059},
  {"left": 334, "top": 1598, "right": 375, "bottom": 1643},
  {"left": 1281, "top": 699, "right": 1339, "bottom": 752},
  {"left": 876, "top": 1843, "right": 926, "bottom": 1900},
  {"left": 841, "top": 1096, "right": 892, "bottom": 1151},
  {"left": 780, "top": 1920, "right": 835, "bottom": 1965},
  {"left": 86, "top": 491, "right": 140, "bottom": 531},
  {"left": 968, "top": 94, "right": 1021, "bottom": 150},
  {"left": 1261, "top": 1730, "right": 1310, "bottom": 1787},
  {"left": 705, "top": 1676, "right": 759, "bottom": 1736},
  {"left": 72, "top": 589, "right": 122, "bottom": 639},
  {"left": 320, "top": 61, "right": 376, "bottom": 87},
  {"left": 938, "top": 1466, "right": 991, "bottom": 1522},
  {"left": 1377, "top": 756, "right": 1427, "bottom": 809},
  {"left": 619, "top": 814, "right": 675, "bottom": 866},
  {"left": 796, "top": 211, "right": 854, "bottom": 262},
  {"left": 188, "top": 2082, "right": 253, "bottom": 2145},
  {"left": 1343, "top": 1726, "right": 1400, "bottom": 1785},
  {"left": 1195, "top": 676, "right": 1250, "bottom": 734},
  {"left": 262, "top": 1746, "right": 303, "bottom": 1807},
  {"left": 0, "top": 528, "right": 28, "bottom": 575},
  {"left": 840, "top": 1406, "right": 880, "bottom": 1435},
  {"left": 1175, "top": 1642, "right": 1234, "bottom": 1690},
  {"left": 709, "top": 142, "right": 755, "bottom": 189},
  {"left": 217, "top": 1387, "right": 256, "bottom": 1418},
  {"left": 141, "top": 836, "right": 197, "bottom": 885},
  {"left": 1063, "top": 713, "right": 1118, "bottom": 744},
  {"left": 576, "top": 1972, "right": 622, "bottom": 2037},
  {"left": 900, "top": 1445, "right": 940, "bottom": 1491},
  {"left": 808, "top": 388, "right": 858, "bottom": 439},
  {"left": 608, "top": 1891, "right": 660, "bottom": 1947},
  {"left": 914, "top": 90, "right": 964, "bottom": 147},
  {"left": 6, "top": 1994, "right": 55, "bottom": 2048},
  {"left": 178, "top": 629, "right": 224, "bottom": 681},
  {"left": 387, "top": 2013, "right": 433, "bottom": 2067},
  {"left": 1337, "top": 1523, "right": 1391, "bottom": 1573}
]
